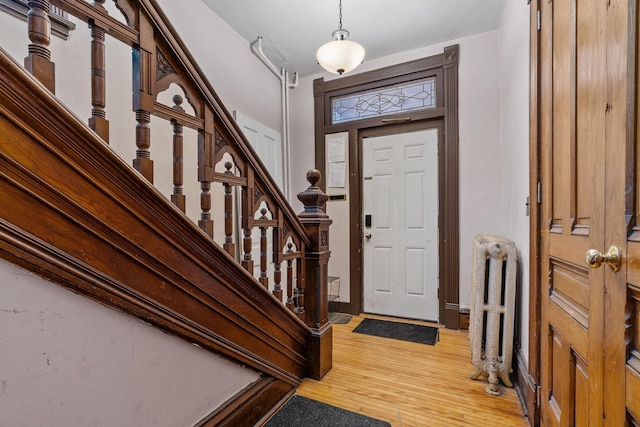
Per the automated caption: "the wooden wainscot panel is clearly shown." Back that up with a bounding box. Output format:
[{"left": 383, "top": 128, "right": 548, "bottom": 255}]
[
  {"left": 549, "top": 258, "right": 589, "bottom": 315},
  {"left": 628, "top": 284, "right": 640, "bottom": 424},
  {"left": 627, "top": 241, "right": 640, "bottom": 287},
  {"left": 627, "top": 361, "right": 640, "bottom": 424},
  {"left": 548, "top": 257, "right": 589, "bottom": 329}
]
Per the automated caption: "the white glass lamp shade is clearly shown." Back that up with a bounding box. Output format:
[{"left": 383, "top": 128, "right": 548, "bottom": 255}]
[{"left": 316, "top": 37, "right": 365, "bottom": 75}]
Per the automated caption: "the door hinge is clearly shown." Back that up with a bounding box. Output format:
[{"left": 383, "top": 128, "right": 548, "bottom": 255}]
[
  {"left": 537, "top": 181, "right": 542, "bottom": 204},
  {"left": 536, "top": 385, "right": 542, "bottom": 407},
  {"left": 537, "top": 10, "right": 541, "bottom": 30}
]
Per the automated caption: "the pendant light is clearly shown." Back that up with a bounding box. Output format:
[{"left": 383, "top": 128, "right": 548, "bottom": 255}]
[{"left": 316, "top": 0, "right": 365, "bottom": 75}]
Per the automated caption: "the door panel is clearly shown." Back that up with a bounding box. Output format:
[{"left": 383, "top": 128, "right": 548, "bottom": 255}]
[
  {"left": 363, "top": 129, "right": 439, "bottom": 321},
  {"left": 539, "top": 0, "right": 605, "bottom": 425},
  {"left": 538, "top": 0, "right": 630, "bottom": 425}
]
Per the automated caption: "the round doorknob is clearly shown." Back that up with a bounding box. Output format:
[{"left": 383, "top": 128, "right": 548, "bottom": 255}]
[
  {"left": 585, "top": 245, "right": 622, "bottom": 272},
  {"left": 365, "top": 233, "right": 372, "bottom": 240}
]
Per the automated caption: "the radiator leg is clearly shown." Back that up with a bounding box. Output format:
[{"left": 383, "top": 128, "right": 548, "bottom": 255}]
[
  {"left": 485, "top": 359, "right": 501, "bottom": 396},
  {"left": 470, "top": 366, "right": 483, "bottom": 380},
  {"left": 499, "top": 368, "right": 513, "bottom": 388}
]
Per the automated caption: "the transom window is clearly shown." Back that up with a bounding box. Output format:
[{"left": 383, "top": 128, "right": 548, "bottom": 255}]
[{"left": 331, "top": 77, "right": 436, "bottom": 124}]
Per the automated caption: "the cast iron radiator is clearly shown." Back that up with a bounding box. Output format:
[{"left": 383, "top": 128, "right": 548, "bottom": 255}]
[{"left": 469, "top": 234, "right": 517, "bottom": 395}]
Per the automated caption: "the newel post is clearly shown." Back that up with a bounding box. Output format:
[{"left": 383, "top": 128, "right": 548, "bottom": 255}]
[{"left": 297, "top": 169, "right": 332, "bottom": 380}]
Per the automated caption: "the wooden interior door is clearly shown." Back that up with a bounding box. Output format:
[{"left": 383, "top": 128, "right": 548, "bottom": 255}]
[{"left": 537, "top": 0, "right": 631, "bottom": 425}]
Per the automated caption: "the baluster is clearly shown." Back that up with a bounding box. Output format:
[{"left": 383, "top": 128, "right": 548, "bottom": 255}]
[
  {"left": 223, "top": 162, "right": 235, "bottom": 256},
  {"left": 199, "top": 181, "right": 212, "bottom": 237},
  {"left": 242, "top": 227, "right": 253, "bottom": 273},
  {"left": 240, "top": 172, "right": 254, "bottom": 272},
  {"left": 259, "top": 208, "right": 269, "bottom": 289},
  {"left": 25, "top": 0, "right": 55, "bottom": 92},
  {"left": 134, "top": 110, "right": 153, "bottom": 182},
  {"left": 296, "top": 255, "right": 304, "bottom": 315},
  {"left": 286, "top": 242, "right": 295, "bottom": 312},
  {"left": 274, "top": 261, "right": 284, "bottom": 307},
  {"left": 170, "top": 95, "right": 186, "bottom": 213},
  {"left": 88, "top": 0, "right": 109, "bottom": 141},
  {"left": 198, "top": 130, "right": 214, "bottom": 237}
]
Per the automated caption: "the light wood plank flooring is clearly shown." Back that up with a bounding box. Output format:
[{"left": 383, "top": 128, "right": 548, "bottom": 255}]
[{"left": 296, "top": 314, "right": 528, "bottom": 427}]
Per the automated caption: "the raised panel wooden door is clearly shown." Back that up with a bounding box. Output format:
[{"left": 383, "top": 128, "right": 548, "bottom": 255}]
[{"left": 537, "top": 0, "right": 630, "bottom": 425}]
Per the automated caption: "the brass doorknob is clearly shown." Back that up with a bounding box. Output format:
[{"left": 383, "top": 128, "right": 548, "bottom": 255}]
[{"left": 585, "top": 245, "right": 622, "bottom": 272}]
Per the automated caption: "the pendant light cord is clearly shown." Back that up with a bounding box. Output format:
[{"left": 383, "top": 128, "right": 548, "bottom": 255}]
[{"left": 338, "top": 0, "right": 342, "bottom": 30}]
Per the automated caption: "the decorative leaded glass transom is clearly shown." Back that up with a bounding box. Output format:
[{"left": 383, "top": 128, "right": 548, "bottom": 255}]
[{"left": 331, "top": 78, "right": 436, "bottom": 124}]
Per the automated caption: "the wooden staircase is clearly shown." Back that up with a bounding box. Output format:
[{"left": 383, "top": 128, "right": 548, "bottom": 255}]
[{"left": 0, "top": 0, "right": 331, "bottom": 425}]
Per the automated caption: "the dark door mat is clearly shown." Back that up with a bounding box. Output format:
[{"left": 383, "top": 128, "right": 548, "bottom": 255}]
[
  {"left": 265, "top": 395, "right": 391, "bottom": 427},
  {"left": 352, "top": 318, "right": 439, "bottom": 345},
  {"left": 329, "top": 312, "right": 352, "bottom": 324}
]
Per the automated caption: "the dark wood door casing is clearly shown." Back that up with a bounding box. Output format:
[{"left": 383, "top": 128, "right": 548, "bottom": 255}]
[{"left": 313, "top": 45, "right": 460, "bottom": 328}]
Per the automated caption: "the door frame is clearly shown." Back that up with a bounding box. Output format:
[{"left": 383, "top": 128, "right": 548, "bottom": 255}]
[
  {"left": 313, "top": 45, "right": 460, "bottom": 328},
  {"left": 359, "top": 121, "right": 445, "bottom": 322},
  {"left": 522, "top": 0, "right": 541, "bottom": 425}
]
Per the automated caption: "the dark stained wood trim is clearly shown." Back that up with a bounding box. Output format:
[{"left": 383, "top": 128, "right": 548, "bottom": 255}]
[
  {"left": 329, "top": 300, "right": 353, "bottom": 315},
  {"left": 442, "top": 45, "right": 460, "bottom": 329},
  {"left": 314, "top": 46, "right": 460, "bottom": 328},
  {"left": 313, "top": 78, "right": 327, "bottom": 191},
  {"left": 195, "top": 376, "right": 295, "bottom": 427},
  {"left": 0, "top": 50, "right": 309, "bottom": 385},
  {"left": 347, "top": 128, "right": 362, "bottom": 316},
  {"left": 515, "top": 349, "right": 536, "bottom": 426},
  {"left": 459, "top": 308, "right": 470, "bottom": 331},
  {"left": 528, "top": 0, "right": 541, "bottom": 425}
]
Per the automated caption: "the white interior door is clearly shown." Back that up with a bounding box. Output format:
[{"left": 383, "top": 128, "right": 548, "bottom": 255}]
[
  {"left": 234, "top": 112, "right": 282, "bottom": 281},
  {"left": 234, "top": 111, "right": 283, "bottom": 189},
  {"left": 363, "top": 129, "right": 439, "bottom": 321}
]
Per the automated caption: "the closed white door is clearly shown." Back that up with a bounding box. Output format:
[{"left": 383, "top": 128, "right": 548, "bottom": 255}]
[
  {"left": 363, "top": 129, "right": 439, "bottom": 321},
  {"left": 234, "top": 111, "right": 283, "bottom": 189},
  {"left": 234, "top": 112, "right": 282, "bottom": 281}
]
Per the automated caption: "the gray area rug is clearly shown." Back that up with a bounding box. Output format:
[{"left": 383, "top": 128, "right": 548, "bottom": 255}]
[
  {"left": 352, "top": 318, "right": 439, "bottom": 345},
  {"left": 265, "top": 395, "right": 391, "bottom": 427}
]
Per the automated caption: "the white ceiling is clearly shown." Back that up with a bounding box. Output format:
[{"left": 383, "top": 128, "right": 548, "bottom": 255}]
[{"left": 200, "top": 0, "right": 508, "bottom": 77}]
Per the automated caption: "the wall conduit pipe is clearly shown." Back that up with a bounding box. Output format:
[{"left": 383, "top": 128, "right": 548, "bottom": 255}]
[{"left": 250, "top": 36, "right": 298, "bottom": 201}]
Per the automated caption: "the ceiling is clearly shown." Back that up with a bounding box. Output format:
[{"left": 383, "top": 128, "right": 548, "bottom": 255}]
[{"left": 200, "top": 0, "right": 508, "bottom": 77}]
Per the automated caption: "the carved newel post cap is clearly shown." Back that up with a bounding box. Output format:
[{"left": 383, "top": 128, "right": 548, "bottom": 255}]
[{"left": 297, "top": 169, "right": 329, "bottom": 217}]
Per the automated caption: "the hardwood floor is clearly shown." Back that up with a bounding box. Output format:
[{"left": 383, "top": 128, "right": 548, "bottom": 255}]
[{"left": 296, "top": 314, "right": 528, "bottom": 427}]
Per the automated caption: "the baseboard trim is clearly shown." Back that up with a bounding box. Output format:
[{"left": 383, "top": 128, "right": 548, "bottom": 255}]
[
  {"left": 329, "top": 300, "right": 359, "bottom": 316},
  {"left": 515, "top": 349, "right": 538, "bottom": 426},
  {"left": 459, "top": 308, "right": 470, "bottom": 330},
  {"left": 195, "top": 376, "right": 295, "bottom": 427}
]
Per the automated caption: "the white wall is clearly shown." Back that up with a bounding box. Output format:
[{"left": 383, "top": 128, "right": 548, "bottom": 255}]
[
  {"left": 0, "top": 258, "right": 259, "bottom": 427},
  {"left": 291, "top": 31, "right": 505, "bottom": 311},
  {"left": 155, "top": 0, "right": 282, "bottom": 132},
  {"left": 499, "top": 1, "right": 531, "bottom": 361}
]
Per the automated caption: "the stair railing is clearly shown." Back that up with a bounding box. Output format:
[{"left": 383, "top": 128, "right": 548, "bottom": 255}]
[{"left": 17, "top": 0, "right": 332, "bottom": 379}]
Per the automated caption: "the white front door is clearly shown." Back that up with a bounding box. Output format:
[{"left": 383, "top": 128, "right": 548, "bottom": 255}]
[{"left": 363, "top": 129, "right": 439, "bottom": 321}]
